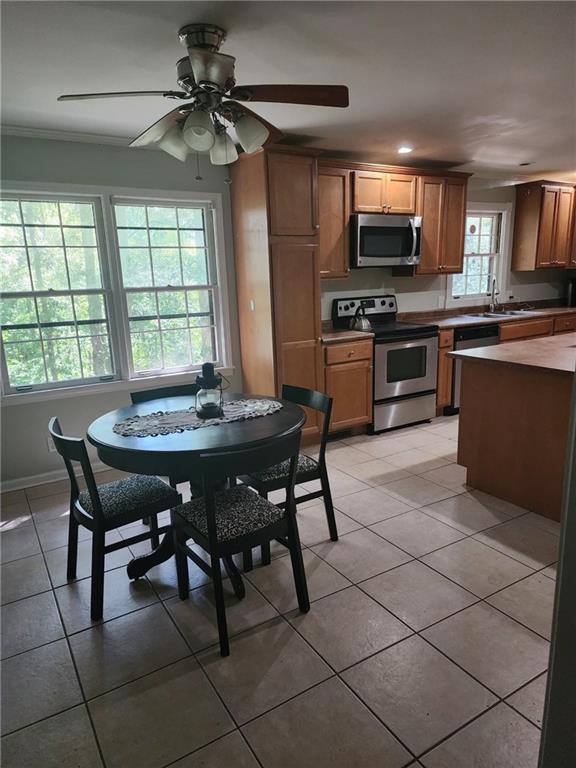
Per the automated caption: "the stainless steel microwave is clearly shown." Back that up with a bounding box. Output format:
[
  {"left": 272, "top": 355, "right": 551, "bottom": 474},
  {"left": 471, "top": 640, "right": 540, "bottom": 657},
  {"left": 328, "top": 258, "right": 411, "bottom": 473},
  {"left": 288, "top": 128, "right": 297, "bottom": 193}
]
[{"left": 351, "top": 213, "right": 422, "bottom": 268}]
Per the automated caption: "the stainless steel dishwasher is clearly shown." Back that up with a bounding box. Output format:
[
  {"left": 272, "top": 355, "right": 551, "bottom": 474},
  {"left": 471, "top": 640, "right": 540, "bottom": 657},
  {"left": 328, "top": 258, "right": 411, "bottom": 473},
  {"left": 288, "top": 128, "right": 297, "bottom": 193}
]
[{"left": 450, "top": 325, "right": 500, "bottom": 411}]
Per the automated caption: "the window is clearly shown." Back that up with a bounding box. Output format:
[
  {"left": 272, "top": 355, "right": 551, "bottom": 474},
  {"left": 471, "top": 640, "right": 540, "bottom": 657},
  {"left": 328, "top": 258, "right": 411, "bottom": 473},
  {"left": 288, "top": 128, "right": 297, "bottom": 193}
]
[
  {"left": 451, "top": 212, "right": 502, "bottom": 300},
  {"left": 0, "top": 191, "right": 229, "bottom": 395}
]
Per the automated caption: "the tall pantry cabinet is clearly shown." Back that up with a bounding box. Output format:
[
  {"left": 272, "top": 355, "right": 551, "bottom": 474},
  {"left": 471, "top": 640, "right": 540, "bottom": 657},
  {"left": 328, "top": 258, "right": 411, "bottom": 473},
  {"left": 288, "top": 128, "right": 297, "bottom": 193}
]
[{"left": 230, "top": 147, "right": 323, "bottom": 438}]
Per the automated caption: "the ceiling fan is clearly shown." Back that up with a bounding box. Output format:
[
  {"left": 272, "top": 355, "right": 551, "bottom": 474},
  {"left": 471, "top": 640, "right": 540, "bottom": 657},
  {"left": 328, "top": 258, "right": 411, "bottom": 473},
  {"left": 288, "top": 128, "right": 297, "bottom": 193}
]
[{"left": 58, "top": 24, "right": 349, "bottom": 166}]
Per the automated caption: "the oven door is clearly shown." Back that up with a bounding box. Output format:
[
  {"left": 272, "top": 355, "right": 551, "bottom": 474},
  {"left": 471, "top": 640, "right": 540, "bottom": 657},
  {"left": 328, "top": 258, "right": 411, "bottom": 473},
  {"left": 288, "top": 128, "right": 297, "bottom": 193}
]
[
  {"left": 353, "top": 214, "right": 421, "bottom": 267},
  {"left": 374, "top": 335, "right": 438, "bottom": 401}
]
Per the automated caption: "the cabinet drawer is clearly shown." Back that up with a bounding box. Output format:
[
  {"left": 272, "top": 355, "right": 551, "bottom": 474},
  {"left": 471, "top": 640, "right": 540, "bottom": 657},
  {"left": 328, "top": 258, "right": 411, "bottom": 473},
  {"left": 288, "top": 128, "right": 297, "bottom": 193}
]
[
  {"left": 499, "top": 318, "right": 554, "bottom": 342},
  {"left": 553, "top": 315, "right": 576, "bottom": 334},
  {"left": 438, "top": 329, "right": 454, "bottom": 349},
  {"left": 324, "top": 340, "right": 373, "bottom": 365}
]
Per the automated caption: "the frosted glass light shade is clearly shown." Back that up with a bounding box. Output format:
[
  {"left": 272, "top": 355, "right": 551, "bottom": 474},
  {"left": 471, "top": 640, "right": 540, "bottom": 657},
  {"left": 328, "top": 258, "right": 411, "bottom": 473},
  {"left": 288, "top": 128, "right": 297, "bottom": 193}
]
[
  {"left": 235, "top": 113, "right": 269, "bottom": 153},
  {"left": 210, "top": 131, "right": 239, "bottom": 165},
  {"left": 182, "top": 110, "right": 216, "bottom": 151},
  {"left": 158, "top": 125, "right": 189, "bottom": 162}
]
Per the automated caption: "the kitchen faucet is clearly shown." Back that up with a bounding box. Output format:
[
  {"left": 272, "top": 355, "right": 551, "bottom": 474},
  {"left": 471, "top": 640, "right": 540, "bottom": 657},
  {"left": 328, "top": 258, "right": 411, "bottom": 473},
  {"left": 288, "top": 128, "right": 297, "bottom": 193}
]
[{"left": 489, "top": 277, "right": 501, "bottom": 313}]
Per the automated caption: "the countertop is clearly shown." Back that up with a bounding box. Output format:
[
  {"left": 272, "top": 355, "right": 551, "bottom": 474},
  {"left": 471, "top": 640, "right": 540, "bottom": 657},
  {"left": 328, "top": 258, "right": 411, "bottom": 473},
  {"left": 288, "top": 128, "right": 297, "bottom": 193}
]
[
  {"left": 321, "top": 329, "right": 375, "bottom": 344},
  {"left": 403, "top": 307, "right": 576, "bottom": 330},
  {"left": 449, "top": 331, "right": 576, "bottom": 374}
]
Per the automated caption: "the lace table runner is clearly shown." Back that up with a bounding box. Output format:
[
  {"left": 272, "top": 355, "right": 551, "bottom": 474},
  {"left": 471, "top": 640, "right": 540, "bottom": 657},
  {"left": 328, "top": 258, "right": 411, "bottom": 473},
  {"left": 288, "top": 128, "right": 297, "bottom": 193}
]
[{"left": 113, "top": 398, "right": 283, "bottom": 437}]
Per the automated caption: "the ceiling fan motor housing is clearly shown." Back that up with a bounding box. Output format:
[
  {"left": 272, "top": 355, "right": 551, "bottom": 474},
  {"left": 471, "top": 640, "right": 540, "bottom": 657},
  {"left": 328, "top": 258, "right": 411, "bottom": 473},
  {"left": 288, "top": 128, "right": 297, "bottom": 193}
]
[{"left": 178, "top": 24, "right": 227, "bottom": 53}]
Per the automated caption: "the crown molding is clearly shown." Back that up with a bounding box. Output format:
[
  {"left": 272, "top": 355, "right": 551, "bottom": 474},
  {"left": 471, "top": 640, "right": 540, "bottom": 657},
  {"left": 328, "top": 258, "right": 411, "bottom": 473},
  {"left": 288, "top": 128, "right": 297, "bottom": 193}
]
[{"left": 0, "top": 124, "right": 140, "bottom": 147}]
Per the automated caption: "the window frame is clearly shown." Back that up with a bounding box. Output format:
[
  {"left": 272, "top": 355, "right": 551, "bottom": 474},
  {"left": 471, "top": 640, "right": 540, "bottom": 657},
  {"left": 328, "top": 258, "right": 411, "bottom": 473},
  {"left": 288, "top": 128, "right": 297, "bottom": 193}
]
[
  {"left": 0, "top": 182, "right": 233, "bottom": 402},
  {"left": 445, "top": 201, "right": 513, "bottom": 308}
]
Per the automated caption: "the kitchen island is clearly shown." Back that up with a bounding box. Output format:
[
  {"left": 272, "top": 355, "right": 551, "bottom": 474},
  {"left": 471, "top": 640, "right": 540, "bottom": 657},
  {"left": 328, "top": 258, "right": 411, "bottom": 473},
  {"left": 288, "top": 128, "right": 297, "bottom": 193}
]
[{"left": 450, "top": 332, "right": 576, "bottom": 521}]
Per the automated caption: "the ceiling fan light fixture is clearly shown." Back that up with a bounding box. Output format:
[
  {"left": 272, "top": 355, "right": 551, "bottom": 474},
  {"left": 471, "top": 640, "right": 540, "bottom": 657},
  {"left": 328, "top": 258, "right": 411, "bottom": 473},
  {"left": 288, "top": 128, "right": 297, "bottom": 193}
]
[
  {"left": 210, "top": 129, "right": 239, "bottom": 165},
  {"left": 182, "top": 109, "right": 216, "bottom": 151},
  {"left": 157, "top": 124, "right": 189, "bottom": 162},
  {"left": 235, "top": 112, "right": 269, "bottom": 153},
  {"left": 397, "top": 145, "right": 414, "bottom": 154}
]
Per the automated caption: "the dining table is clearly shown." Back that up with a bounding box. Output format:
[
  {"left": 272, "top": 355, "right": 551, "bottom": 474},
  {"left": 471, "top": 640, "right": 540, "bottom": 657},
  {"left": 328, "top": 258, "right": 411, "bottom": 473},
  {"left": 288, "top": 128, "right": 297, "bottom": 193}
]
[{"left": 87, "top": 392, "right": 306, "bottom": 590}]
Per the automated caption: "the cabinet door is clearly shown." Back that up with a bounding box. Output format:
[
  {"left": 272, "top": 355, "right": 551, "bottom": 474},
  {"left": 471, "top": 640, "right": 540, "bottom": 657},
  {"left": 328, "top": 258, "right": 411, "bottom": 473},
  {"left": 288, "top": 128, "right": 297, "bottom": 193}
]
[
  {"left": 318, "top": 167, "right": 351, "bottom": 278},
  {"left": 267, "top": 153, "right": 318, "bottom": 236},
  {"left": 386, "top": 174, "right": 417, "bottom": 214},
  {"left": 353, "top": 171, "right": 385, "bottom": 212},
  {"left": 442, "top": 179, "right": 467, "bottom": 273},
  {"left": 271, "top": 244, "right": 322, "bottom": 436},
  {"left": 325, "top": 360, "right": 373, "bottom": 431},
  {"left": 416, "top": 177, "right": 444, "bottom": 274},
  {"left": 536, "top": 187, "right": 559, "bottom": 268},
  {"left": 552, "top": 187, "right": 574, "bottom": 266},
  {"left": 436, "top": 349, "right": 454, "bottom": 408}
]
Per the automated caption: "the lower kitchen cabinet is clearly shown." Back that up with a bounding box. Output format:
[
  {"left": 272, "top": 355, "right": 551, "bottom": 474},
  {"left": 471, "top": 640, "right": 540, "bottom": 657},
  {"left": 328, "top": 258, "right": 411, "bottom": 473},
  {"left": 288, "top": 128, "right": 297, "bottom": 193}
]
[
  {"left": 553, "top": 314, "right": 576, "bottom": 334},
  {"left": 324, "top": 343, "right": 373, "bottom": 431},
  {"left": 436, "top": 329, "right": 455, "bottom": 408},
  {"left": 499, "top": 317, "right": 554, "bottom": 342}
]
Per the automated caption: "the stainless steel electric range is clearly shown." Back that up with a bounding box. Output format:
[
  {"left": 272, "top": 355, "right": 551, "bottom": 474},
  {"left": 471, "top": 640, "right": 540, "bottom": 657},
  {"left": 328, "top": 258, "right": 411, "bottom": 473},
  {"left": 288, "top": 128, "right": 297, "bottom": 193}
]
[{"left": 332, "top": 294, "right": 439, "bottom": 432}]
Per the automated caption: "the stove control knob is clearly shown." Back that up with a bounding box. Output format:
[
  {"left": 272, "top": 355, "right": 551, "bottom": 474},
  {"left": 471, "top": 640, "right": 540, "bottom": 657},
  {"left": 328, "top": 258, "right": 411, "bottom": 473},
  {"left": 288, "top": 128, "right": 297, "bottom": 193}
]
[
  {"left": 380, "top": 300, "right": 386, "bottom": 306},
  {"left": 344, "top": 304, "right": 349, "bottom": 311},
  {"left": 350, "top": 301, "right": 355, "bottom": 307},
  {"left": 389, "top": 301, "right": 394, "bottom": 308}
]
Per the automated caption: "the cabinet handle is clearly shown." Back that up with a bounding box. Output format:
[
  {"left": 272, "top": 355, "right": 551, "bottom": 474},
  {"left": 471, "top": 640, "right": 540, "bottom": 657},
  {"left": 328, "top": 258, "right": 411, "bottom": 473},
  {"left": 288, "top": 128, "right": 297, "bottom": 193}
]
[
  {"left": 314, "top": 223, "right": 320, "bottom": 229},
  {"left": 347, "top": 351, "right": 355, "bottom": 357}
]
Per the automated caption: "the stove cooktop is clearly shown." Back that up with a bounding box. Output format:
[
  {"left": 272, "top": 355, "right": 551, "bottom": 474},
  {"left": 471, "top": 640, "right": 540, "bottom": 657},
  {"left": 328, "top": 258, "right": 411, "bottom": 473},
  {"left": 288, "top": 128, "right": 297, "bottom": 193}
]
[
  {"left": 369, "top": 319, "right": 439, "bottom": 342},
  {"left": 331, "top": 294, "right": 438, "bottom": 342}
]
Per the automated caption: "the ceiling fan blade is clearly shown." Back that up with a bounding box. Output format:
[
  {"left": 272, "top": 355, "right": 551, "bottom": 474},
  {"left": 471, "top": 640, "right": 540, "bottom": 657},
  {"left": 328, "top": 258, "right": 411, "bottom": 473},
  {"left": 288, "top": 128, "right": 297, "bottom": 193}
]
[
  {"left": 228, "top": 84, "right": 349, "bottom": 108},
  {"left": 57, "top": 91, "right": 187, "bottom": 102},
  {"left": 130, "top": 105, "right": 191, "bottom": 147},
  {"left": 222, "top": 100, "right": 284, "bottom": 146}
]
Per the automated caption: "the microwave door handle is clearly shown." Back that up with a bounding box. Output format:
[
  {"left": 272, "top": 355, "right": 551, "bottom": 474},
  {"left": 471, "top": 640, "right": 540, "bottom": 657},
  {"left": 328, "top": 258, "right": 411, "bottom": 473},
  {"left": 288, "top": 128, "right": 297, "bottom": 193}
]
[{"left": 409, "top": 218, "right": 417, "bottom": 261}]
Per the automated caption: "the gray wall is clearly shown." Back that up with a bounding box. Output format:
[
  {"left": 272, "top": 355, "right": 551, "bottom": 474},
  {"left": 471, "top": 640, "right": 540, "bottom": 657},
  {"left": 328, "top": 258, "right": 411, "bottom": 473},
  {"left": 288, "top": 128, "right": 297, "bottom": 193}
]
[{"left": 1, "top": 134, "right": 242, "bottom": 485}]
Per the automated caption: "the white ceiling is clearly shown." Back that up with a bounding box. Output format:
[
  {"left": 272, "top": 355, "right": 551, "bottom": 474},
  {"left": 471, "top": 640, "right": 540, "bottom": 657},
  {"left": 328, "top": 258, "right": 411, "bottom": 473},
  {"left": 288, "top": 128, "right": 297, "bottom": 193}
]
[{"left": 2, "top": 1, "right": 575, "bottom": 180}]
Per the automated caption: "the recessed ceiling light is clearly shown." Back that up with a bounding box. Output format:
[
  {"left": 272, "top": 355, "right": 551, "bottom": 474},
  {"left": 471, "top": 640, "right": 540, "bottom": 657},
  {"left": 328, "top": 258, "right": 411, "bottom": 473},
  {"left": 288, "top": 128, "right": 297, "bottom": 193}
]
[{"left": 397, "top": 145, "right": 413, "bottom": 154}]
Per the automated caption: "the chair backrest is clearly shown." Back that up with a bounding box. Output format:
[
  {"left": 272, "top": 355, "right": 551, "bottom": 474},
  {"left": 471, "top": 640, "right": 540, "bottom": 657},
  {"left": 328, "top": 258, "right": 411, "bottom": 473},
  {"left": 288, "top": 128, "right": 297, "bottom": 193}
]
[
  {"left": 48, "top": 417, "right": 104, "bottom": 524},
  {"left": 130, "top": 382, "right": 200, "bottom": 405},
  {"left": 198, "top": 429, "right": 302, "bottom": 547},
  {"left": 281, "top": 384, "right": 333, "bottom": 465}
]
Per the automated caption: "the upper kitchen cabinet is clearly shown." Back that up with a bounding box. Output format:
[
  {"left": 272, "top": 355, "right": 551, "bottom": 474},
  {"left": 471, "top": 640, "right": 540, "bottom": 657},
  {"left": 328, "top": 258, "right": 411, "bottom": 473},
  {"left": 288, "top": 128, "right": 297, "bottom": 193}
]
[
  {"left": 267, "top": 152, "right": 319, "bottom": 237},
  {"left": 512, "top": 181, "right": 575, "bottom": 270},
  {"left": 352, "top": 170, "right": 417, "bottom": 214},
  {"left": 416, "top": 176, "right": 467, "bottom": 275},
  {"left": 318, "top": 165, "right": 351, "bottom": 278}
]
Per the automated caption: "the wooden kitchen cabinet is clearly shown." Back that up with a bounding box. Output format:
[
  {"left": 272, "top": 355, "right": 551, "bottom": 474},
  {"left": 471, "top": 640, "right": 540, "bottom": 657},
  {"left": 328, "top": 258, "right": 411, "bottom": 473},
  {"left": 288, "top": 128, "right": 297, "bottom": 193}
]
[
  {"left": 267, "top": 152, "right": 318, "bottom": 237},
  {"left": 352, "top": 170, "right": 417, "bottom": 214},
  {"left": 436, "top": 329, "right": 454, "bottom": 408},
  {"left": 415, "top": 177, "right": 467, "bottom": 275},
  {"left": 318, "top": 166, "right": 351, "bottom": 278},
  {"left": 553, "top": 314, "right": 576, "bottom": 334},
  {"left": 324, "top": 341, "right": 373, "bottom": 431},
  {"left": 512, "top": 181, "right": 575, "bottom": 270},
  {"left": 499, "top": 317, "right": 554, "bottom": 342}
]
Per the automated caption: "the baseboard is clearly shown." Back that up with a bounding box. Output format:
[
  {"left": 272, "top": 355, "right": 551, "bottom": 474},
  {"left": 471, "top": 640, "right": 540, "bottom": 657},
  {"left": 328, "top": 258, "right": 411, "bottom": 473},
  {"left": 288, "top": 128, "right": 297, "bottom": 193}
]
[{"left": 1, "top": 461, "right": 110, "bottom": 493}]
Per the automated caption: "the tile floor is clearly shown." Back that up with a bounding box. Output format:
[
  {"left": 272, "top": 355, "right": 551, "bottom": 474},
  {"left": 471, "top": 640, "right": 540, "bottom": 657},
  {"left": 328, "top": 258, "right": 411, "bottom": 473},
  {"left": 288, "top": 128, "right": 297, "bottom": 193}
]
[{"left": 0, "top": 415, "right": 559, "bottom": 768}]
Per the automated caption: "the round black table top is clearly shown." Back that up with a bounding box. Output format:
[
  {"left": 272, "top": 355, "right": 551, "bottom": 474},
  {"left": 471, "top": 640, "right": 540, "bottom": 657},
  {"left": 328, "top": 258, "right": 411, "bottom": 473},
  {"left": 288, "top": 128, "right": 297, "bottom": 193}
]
[{"left": 87, "top": 393, "right": 306, "bottom": 477}]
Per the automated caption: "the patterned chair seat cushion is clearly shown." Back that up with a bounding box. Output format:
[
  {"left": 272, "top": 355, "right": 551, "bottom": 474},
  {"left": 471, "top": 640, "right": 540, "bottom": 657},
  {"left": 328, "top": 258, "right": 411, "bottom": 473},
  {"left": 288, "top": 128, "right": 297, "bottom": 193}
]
[
  {"left": 175, "top": 486, "right": 284, "bottom": 542},
  {"left": 78, "top": 475, "right": 180, "bottom": 520},
  {"left": 249, "top": 454, "right": 319, "bottom": 486}
]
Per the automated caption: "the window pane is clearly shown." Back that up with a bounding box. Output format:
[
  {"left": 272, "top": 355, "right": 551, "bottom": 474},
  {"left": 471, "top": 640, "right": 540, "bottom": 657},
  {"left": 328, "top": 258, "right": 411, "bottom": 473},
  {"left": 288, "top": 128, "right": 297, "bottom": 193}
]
[
  {"left": 163, "top": 329, "right": 191, "bottom": 367},
  {"left": 37, "top": 296, "right": 75, "bottom": 326},
  {"left": 190, "top": 326, "right": 215, "bottom": 364},
  {"left": 115, "top": 205, "right": 146, "bottom": 228},
  {"left": 131, "top": 332, "right": 162, "bottom": 371},
  {"left": 29, "top": 248, "right": 68, "bottom": 290},
  {"left": 59, "top": 202, "right": 95, "bottom": 226},
  {"left": 182, "top": 249, "right": 208, "bottom": 284},
  {"left": 177, "top": 208, "right": 203, "bottom": 228},
  {"left": 467, "top": 256, "right": 481, "bottom": 275},
  {"left": 25, "top": 227, "right": 63, "bottom": 247},
  {"left": 4, "top": 341, "right": 46, "bottom": 386},
  {"left": 21, "top": 201, "right": 60, "bottom": 225},
  {"left": 67, "top": 248, "right": 102, "bottom": 289},
  {"left": 466, "top": 275, "right": 481, "bottom": 294},
  {"left": 74, "top": 294, "right": 106, "bottom": 322},
  {"left": 0, "top": 225, "right": 24, "bottom": 247},
  {"left": 149, "top": 229, "right": 178, "bottom": 248},
  {"left": 79, "top": 336, "right": 113, "bottom": 377},
  {"left": 158, "top": 290, "right": 186, "bottom": 317},
  {"left": 0, "top": 248, "right": 32, "bottom": 292},
  {"left": 152, "top": 249, "right": 181, "bottom": 286},
  {"left": 44, "top": 338, "right": 82, "bottom": 381},
  {"left": 120, "top": 249, "right": 153, "bottom": 287},
  {"left": 478, "top": 235, "right": 492, "bottom": 254},
  {"left": 480, "top": 216, "right": 493, "bottom": 237},
  {"left": 466, "top": 217, "right": 480, "bottom": 235},
  {"left": 1, "top": 296, "right": 36, "bottom": 327},
  {"left": 147, "top": 207, "right": 177, "bottom": 228},
  {"left": 127, "top": 291, "right": 157, "bottom": 318},
  {"left": 180, "top": 229, "right": 205, "bottom": 248},
  {"left": 117, "top": 228, "right": 148, "bottom": 248},
  {"left": 464, "top": 234, "right": 478, "bottom": 254},
  {"left": 0, "top": 201, "right": 21, "bottom": 225},
  {"left": 63, "top": 227, "right": 97, "bottom": 247}
]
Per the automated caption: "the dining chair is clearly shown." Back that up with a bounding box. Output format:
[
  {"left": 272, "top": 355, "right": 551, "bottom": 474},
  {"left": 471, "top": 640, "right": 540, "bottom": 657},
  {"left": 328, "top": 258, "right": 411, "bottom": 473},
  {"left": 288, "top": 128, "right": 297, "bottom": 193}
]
[
  {"left": 172, "top": 430, "right": 309, "bottom": 656},
  {"left": 48, "top": 417, "right": 182, "bottom": 621},
  {"left": 239, "top": 384, "right": 337, "bottom": 571}
]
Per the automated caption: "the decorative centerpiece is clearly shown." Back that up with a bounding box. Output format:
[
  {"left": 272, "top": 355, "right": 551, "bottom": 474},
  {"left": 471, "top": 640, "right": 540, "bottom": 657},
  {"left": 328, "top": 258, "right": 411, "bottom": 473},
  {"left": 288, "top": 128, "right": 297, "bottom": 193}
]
[{"left": 195, "top": 362, "right": 224, "bottom": 419}]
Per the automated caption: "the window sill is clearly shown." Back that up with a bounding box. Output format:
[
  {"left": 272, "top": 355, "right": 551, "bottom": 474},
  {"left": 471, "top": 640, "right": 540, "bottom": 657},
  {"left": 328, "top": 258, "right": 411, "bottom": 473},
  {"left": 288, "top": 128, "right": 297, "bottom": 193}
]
[{"left": 1, "top": 366, "right": 236, "bottom": 407}]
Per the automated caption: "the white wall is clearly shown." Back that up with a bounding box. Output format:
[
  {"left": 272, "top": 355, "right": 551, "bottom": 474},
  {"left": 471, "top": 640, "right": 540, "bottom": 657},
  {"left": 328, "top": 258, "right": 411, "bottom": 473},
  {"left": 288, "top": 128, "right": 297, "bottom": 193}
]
[
  {"left": 320, "top": 181, "right": 568, "bottom": 319},
  {"left": 0, "top": 134, "right": 242, "bottom": 486}
]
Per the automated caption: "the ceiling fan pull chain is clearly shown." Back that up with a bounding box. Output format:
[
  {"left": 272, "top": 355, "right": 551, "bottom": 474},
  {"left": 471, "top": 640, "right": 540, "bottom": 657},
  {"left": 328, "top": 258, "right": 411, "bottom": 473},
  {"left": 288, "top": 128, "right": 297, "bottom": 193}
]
[{"left": 195, "top": 152, "right": 203, "bottom": 181}]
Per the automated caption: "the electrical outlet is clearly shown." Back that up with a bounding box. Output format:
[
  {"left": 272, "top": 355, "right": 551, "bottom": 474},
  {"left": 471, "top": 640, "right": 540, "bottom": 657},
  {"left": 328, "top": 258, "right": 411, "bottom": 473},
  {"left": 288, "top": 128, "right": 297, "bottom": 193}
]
[{"left": 47, "top": 435, "right": 57, "bottom": 453}]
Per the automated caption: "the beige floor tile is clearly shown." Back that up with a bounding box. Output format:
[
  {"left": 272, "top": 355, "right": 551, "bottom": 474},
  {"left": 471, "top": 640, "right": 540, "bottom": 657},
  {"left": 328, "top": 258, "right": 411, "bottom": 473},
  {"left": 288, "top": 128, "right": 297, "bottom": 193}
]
[
  {"left": 304, "top": 466, "right": 370, "bottom": 498},
  {"left": 294, "top": 501, "right": 361, "bottom": 546},
  {"left": 506, "top": 673, "right": 547, "bottom": 727},
  {"left": 420, "top": 493, "right": 514, "bottom": 535},
  {"left": 243, "top": 677, "right": 411, "bottom": 768},
  {"left": 340, "top": 458, "right": 411, "bottom": 487},
  {"left": 421, "top": 538, "right": 533, "bottom": 598},
  {"left": 420, "top": 703, "right": 540, "bottom": 768},
  {"left": 26, "top": 477, "right": 83, "bottom": 501},
  {"left": 0, "top": 525, "right": 40, "bottom": 563},
  {"left": 519, "top": 511, "right": 562, "bottom": 536},
  {"left": 54, "top": 566, "right": 158, "bottom": 634},
  {"left": 381, "top": 476, "right": 458, "bottom": 508},
  {"left": 401, "top": 428, "right": 457, "bottom": 449},
  {"left": 465, "top": 489, "right": 528, "bottom": 518},
  {"left": 246, "top": 549, "right": 350, "bottom": 613},
  {"left": 89, "top": 657, "right": 234, "bottom": 768},
  {"left": 342, "top": 635, "right": 496, "bottom": 756},
  {"left": 1, "top": 591, "right": 64, "bottom": 659},
  {"left": 474, "top": 517, "right": 559, "bottom": 569},
  {"left": 1, "top": 639, "right": 83, "bottom": 736},
  {"left": 541, "top": 563, "right": 557, "bottom": 580},
  {"left": 29, "top": 492, "right": 71, "bottom": 523},
  {"left": 197, "top": 617, "right": 332, "bottom": 724},
  {"left": 416, "top": 438, "right": 458, "bottom": 460},
  {"left": 1, "top": 554, "right": 52, "bottom": 605},
  {"left": 1, "top": 489, "right": 28, "bottom": 506},
  {"left": 44, "top": 539, "right": 134, "bottom": 588},
  {"left": 287, "top": 586, "right": 412, "bottom": 671},
  {"left": 312, "top": 529, "right": 412, "bottom": 583},
  {"left": 171, "top": 731, "right": 260, "bottom": 768},
  {"left": 385, "top": 448, "right": 452, "bottom": 474},
  {"left": 487, "top": 572, "right": 555, "bottom": 639},
  {"left": 334, "top": 487, "right": 414, "bottom": 525},
  {"left": 0, "top": 705, "right": 103, "bottom": 768},
  {"left": 142, "top": 554, "right": 212, "bottom": 599},
  {"left": 70, "top": 603, "right": 190, "bottom": 698},
  {"left": 166, "top": 580, "right": 279, "bottom": 652},
  {"left": 361, "top": 560, "right": 477, "bottom": 631},
  {"left": 324, "top": 444, "right": 373, "bottom": 469},
  {"left": 422, "top": 603, "right": 549, "bottom": 697},
  {"left": 343, "top": 434, "right": 415, "bottom": 458},
  {"left": 421, "top": 421, "right": 459, "bottom": 441},
  {"left": 0, "top": 502, "right": 33, "bottom": 530},
  {"left": 370, "top": 509, "right": 466, "bottom": 557},
  {"left": 35, "top": 516, "right": 91, "bottom": 552},
  {"left": 418, "top": 462, "right": 469, "bottom": 492}
]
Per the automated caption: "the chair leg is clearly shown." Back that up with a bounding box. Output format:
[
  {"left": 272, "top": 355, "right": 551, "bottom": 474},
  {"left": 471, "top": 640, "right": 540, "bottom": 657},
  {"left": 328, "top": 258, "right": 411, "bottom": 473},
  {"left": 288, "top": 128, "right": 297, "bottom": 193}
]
[
  {"left": 66, "top": 513, "right": 79, "bottom": 580},
  {"left": 259, "top": 490, "right": 272, "bottom": 565},
  {"left": 286, "top": 510, "right": 310, "bottom": 614},
  {"left": 242, "top": 548, "right": 254, "bottom": 572},
  {"left": 149, "top": 514, "right": 160, "bottom": 550},
  {"left": 173, "top": 528, "right": 189, "bottom": 600},
  {"left": 142, "top": 516, "right": 151, "bottom": 526},
  {"left": 320, "top": 466, "right": 339, "bottom": 542},
  {"left": 90, "top": 531, "right": 106, "bottom": 621},
  {"left": 211, "top": 555, "right": 230, "bottom": 657}
]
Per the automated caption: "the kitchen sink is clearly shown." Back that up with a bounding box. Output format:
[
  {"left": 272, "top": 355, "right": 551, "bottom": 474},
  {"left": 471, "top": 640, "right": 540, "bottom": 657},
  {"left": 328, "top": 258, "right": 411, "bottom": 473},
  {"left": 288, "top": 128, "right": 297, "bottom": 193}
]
[{"left": 470, "top": 310, "right": 540, "bottom": 318}]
